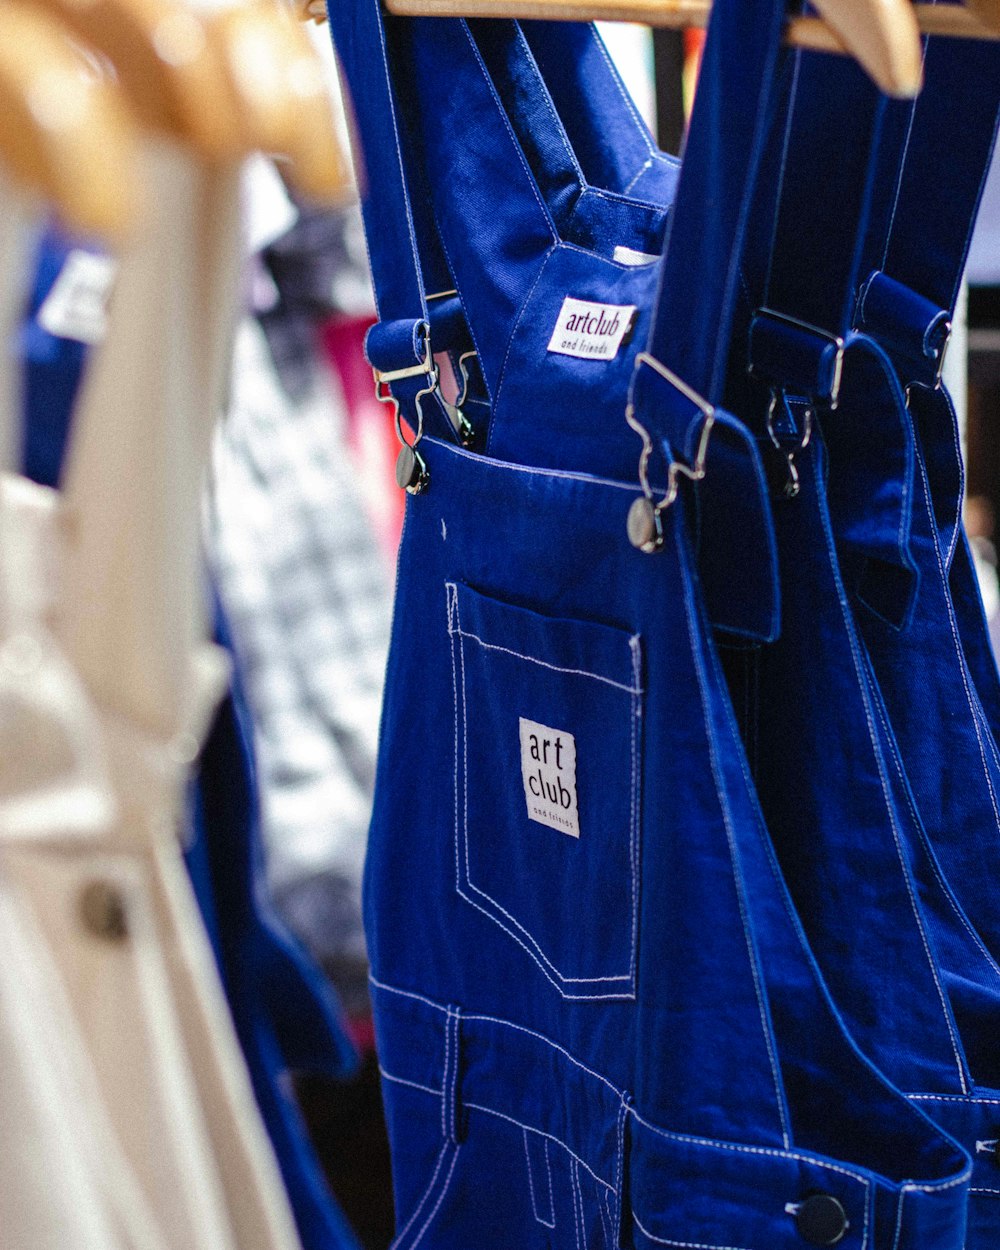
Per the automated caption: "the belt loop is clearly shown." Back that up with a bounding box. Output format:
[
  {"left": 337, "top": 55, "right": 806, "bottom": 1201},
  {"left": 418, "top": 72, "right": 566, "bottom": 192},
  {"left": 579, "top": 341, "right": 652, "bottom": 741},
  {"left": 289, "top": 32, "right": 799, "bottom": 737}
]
[{"left": 443, "top": 1005, "right": 463, "bottom": 1144}]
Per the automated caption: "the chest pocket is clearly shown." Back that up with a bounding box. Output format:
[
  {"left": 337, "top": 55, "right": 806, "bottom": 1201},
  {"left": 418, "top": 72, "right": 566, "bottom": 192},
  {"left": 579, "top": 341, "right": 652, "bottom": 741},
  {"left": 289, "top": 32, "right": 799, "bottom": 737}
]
[{"left": 446, "top": 580, "right": 642, "bottom": 1000}]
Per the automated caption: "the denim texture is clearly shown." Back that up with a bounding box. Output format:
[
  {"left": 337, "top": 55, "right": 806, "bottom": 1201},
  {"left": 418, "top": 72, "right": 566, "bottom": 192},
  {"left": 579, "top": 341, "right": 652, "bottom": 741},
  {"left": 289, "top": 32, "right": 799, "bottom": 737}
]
[
  {"left": 712, "top": 17, "right": 1000, "bottom": 1248},
  {"left": 328, "top": 0, "right": 979, "bottom": 1244}
]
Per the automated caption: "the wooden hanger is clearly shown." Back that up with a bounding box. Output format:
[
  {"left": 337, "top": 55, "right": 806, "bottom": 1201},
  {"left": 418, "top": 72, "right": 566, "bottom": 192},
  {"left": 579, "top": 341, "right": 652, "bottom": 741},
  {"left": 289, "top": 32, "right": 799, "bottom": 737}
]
[
  {"left": 965, "top": 0, "right": 1000, "bottom": 32},
  {"left": 208, "top": 1, "right": 351, "bottom": 202},
  {"left": 22, "top": 0, "right": 247, "bottom": 159},
  {"left": 0, "top": 4, "right": 139, "bottom": 239},
  {"left": 25, "top": 0, "right": 350, "bottom": 197},
  {"left": 369, "top": 0, "right": 1000, "bottom": 97}
]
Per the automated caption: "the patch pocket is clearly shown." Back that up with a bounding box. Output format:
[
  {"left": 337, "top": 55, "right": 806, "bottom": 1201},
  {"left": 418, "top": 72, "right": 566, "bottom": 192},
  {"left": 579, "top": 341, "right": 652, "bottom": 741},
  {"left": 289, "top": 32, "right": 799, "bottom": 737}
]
[{"left": 446, "top": 581, "right": 642, "bottom": 999}]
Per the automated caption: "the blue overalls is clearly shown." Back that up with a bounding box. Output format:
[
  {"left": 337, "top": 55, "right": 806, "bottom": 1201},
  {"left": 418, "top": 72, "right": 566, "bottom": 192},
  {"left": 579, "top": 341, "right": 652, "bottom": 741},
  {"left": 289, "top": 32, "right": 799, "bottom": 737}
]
[
  {"left": 712, "top": 21, "right": 1000, "bottom": 1249},
  {"left": 328, "top": 0, "right": 974, "bottom": 1244},
  {"left": 473, "top": 25, "right": 1000, "bottom": 1240}
]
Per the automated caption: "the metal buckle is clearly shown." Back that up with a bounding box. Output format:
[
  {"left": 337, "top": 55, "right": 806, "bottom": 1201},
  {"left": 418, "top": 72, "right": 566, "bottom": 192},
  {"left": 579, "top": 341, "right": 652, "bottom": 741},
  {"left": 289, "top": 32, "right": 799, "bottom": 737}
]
[
  {"left": 372, "top": 320, "right": 476, "bottom": 458},
  {"left": 372, "top": 321, "right": 436, "bottom": 494},
  {"left": 624, "top": 352, "right": 715, "bottom": 553},
  {"left": 932, "top": 319, "right": 952, "bottom": 388},
  {"left": 751, "top": 307, "right": 845, "bottom": 410},
  {"left": 766, "top": 391, "right": 813, "bottom": 499},
  {"left": 903, "top": 320, "right": 952, "bottom": 411}
]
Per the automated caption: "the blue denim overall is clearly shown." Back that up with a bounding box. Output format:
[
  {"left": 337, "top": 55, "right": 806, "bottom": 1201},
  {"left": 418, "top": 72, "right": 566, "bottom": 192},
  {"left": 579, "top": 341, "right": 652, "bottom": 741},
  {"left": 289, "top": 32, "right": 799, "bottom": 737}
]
[
  {"left": 853, "top": 28, "right": 1000, "bottom": 742},
  {"left": 328, "top": 0, "right": 973, "bottom": 1244},
  {"left": 483, "top": 29, "right": 1000, "bottom": 1238},
  {"left": 833, "top": 32, "right": 1000, "bottom": 1236},
  {"left": 839, "top": 27, "right": 1000, "bottom": 965},
  {"left": 710, "top": 30, "right": 1000, "bottom": 1250}
]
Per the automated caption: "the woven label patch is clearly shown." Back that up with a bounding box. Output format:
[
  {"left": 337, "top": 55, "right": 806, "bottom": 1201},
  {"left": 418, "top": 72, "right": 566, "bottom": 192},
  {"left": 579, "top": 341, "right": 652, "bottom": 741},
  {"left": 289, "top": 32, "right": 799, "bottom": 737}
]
[
  {"left": 38, "top": 251, "right": 117, "bottom": 344},
  {"left": 519, "top": 717, "right": 579, "bottom": 838},
  {"left": 613, "top": 245, "right": 659, "bottom": 267},
  {"left": 546, "top": 296, "right": 637, "bottom": 361}
]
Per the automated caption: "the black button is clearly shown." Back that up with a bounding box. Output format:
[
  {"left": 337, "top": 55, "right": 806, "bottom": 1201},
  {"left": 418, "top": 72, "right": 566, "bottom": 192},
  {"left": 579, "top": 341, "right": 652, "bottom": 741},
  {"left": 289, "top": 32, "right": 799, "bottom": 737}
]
[{"left": 796, "top": 1194, "right": 848, "bottom": 1246}]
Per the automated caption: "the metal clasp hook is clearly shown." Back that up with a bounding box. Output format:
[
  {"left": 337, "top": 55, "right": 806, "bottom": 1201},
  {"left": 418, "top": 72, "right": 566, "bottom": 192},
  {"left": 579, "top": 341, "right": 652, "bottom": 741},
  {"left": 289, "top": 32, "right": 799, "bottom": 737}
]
[
  {"left": 625, "top": 353, "right": 716, "bottom": 553},
  {"left": 766, "top": 390, "right": 812, "bottom": 500}
]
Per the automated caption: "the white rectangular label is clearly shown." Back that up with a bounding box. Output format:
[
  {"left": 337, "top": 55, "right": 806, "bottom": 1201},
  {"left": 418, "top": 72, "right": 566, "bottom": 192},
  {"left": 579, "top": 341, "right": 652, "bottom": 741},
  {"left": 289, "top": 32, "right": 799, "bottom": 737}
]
[
  {"left": 37, "top": 251, "right": 118, "bottom": 345},
  {"left": 613, "top": 245, "right": 659, "bottom": 267},
  {"left": 519, "top": 717, "right": 579, "bottom": 838},
  {"left": 546, "top": 296, "right": 637, "bottom": 361}
]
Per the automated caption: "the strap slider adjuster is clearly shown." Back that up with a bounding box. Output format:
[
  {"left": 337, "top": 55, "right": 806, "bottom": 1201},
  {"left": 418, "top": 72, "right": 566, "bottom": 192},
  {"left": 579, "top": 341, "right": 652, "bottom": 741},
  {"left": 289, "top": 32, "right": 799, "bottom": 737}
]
[{"left": 748, "top": 308, "right": 845, "bottom": 409}]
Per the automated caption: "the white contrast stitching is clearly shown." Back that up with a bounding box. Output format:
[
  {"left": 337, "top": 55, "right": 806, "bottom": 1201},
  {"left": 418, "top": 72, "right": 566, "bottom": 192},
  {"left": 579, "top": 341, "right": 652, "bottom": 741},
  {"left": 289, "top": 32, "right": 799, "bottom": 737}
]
[
  {"left": 524, "top": 1129, "right": 557, "bottom": 1228},
  {"left": 454, "top": 629, "right": 643, "bottom": 694},
  {"left": 588, "top": 26, "right": 658, "bottom": 158},
  {"left": 880, "top": 46, "right": 927, "bottom": 271},
  {"left": 867, "top": 663, "right": 1000, "bottom": 972},
  {"left": 390, "top": 1143, "right": 452, "bottom": 1249},
  {"left": 379, "top": 1068, "right": 443, "bottom": 1099},
  {"left": 370, "top": 975, "right": 450, "bottom": 1015},
  {"left": 911, "top": 1092, "right": 1000, "bottom": 1106},
  {"left": 632, "top": 1210, "right": 754, "bottom": 1250},
  {"left": 447, "top": 583, "right": 640, "bottom": 997},
  {"left": 598, "top": 1175, "right": 613, "bottom": 1248},
  {"left": 406, "top": 1146, "right": 461, "bottom": 1250},
  {"left": 917, "top": 449, "right": 1000, "bottom": 844},
  {"left": 813, "top": 450, "right": 969, "bottom": 1091},
  {"left": 673, "top": 523, "right": 791, "bottom": 1148},
  {"left": 430, "top": 435, "right": 641, "bottom": 491},
  {"left": 441, "top": 1007, "right": 452, "bottom": 1141},
  {"left": 464, "top": 1101, "right": 614, "bottom": 1191},
  {"left": 632, "top": 1107, "right": 867, "bottom": 1185},
  {"left": 572, "top": 1159, "right": 584, "bottom": 1250}
]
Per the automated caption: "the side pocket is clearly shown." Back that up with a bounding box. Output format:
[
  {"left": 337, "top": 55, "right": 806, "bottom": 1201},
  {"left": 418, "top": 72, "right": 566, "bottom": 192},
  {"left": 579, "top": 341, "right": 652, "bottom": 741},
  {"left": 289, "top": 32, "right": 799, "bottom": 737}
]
[{"left": 446, "top": 580, "right": 642, "bottom": 999}]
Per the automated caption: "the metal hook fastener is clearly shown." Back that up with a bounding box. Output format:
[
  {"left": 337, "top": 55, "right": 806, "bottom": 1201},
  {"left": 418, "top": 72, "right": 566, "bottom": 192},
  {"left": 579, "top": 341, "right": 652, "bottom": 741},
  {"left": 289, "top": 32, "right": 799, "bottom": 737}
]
[
  {"left": 766, "top": 390, "right": 813, "bottom": 500},
  {"left": 625, "top": 353, "right": 716, "bottom": 553},
  {"left": 372, "top": 322, "right": 435, "bottom": 494},
  {"left": 440, "top": 350, "right": 479, "bottom": 448}
]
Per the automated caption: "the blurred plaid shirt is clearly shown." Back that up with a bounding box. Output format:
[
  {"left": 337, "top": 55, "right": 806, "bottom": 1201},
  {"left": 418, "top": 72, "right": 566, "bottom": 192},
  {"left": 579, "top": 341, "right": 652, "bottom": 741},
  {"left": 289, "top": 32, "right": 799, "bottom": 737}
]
[{"left": 206, "top": 199, "right": 388, "bottom": 1010}]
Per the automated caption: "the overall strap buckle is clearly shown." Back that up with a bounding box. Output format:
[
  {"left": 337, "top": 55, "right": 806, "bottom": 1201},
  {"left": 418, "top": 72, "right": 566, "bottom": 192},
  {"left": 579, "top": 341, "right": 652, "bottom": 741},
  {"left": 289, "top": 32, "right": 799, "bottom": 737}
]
[
  {"left": 855, "top": 270, "right": 952, "bottom": 392},
  {"left": 625, "top": 352, "right": 716, "bottom": 554},
  {"left": 748, "top": 307, "right": 846, "bottom": 408},
  {"left": 748, "top": 308, "right": 843, "bottom": 497}
]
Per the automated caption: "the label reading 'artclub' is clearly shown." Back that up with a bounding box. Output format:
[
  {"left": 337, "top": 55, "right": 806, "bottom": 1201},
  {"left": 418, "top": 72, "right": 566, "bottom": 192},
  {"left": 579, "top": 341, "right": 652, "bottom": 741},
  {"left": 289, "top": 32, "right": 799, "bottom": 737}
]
[
  {"left": 519, "top": 717, "right": 580, "bottom": 838},
  {"left": 546, "top": 296, "right": 637, "bottom": 361}
]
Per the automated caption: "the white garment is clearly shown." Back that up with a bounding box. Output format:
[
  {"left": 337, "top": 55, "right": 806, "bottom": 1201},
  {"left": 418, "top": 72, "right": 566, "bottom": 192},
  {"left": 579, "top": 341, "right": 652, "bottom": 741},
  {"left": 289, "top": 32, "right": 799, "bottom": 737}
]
[{"left": 0, "top": 147, "right": 303, "bottom": 1250}]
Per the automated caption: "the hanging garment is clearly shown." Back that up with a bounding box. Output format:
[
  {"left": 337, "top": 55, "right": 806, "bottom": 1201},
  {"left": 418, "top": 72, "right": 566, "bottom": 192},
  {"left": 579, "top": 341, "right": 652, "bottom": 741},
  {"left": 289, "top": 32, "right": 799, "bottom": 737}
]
[
  {"left": 20, "top": 220, "right": 366, "bottom": 1250},
  {"left": 839, "top": 31, "right": 1000, "bottom": 956},
  {"left": 710, "top": 32, "right": 1000, "bottom": 1250},
  {"left": 0, "top": 179, "right": 166, "bottom": 1250},
  {"left": 328, "top": 2, "right": 973, "bottom": 1247},
  {"left": 475, "top": 34, "right": 1000, "bottom": 1243},
  {"left": 41, "top": 140, "right": 305, "bottom": 1250},
  {"left": 208, "top": 316, "right": 390, "bottom": 1002}
]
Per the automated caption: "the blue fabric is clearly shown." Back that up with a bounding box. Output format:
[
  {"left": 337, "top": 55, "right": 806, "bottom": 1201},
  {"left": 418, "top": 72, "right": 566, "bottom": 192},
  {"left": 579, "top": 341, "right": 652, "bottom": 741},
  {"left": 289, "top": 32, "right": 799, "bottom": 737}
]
[
  {"left": 17, "top": 230, "right": 361, "bottom": 1250},
  {"left": 329, "top": 0, "right": 977, "bottom": 1245},
  {"left": 19, "top": 228, "right": 87, "bottom": 487},
  {"left": 709, "top": 22, "right": 1000, "bottom": 1247}
]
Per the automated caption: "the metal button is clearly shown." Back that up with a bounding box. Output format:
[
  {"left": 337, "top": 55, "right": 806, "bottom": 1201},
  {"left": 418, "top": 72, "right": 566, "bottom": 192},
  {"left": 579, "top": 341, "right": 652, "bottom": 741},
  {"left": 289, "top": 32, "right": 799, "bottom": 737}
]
[
  {"left": 796, "top": 1194, "right": 848, "bottom": 1246},
  {"left": 627, "top": 496, "right": 662, "bottom": 553},
  {"left": 395, "top": 445, "right": 428, "bottom": 494},
  {"left": 80, "top": 880, "right": 129, "bottom": 942}
]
